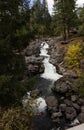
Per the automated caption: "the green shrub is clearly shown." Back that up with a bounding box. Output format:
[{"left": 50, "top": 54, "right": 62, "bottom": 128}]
[
  {"left": 0, "top": 75, "right": 27, "bottom": 106},
  {"left": 78, "top": 24, "right": 84, "bottom": 36}
]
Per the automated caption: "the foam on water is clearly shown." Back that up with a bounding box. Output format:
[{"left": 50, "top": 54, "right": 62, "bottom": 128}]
[
  {"left": 70, "top": 118, "right": 80, "bottom": 126},
  {"left": 35, "top": 97, "right": 47, "bottom": 112},
  {"left": 22, "top": 92, "right": 47, "bottom": 113},
  {"left": 40, "top": 42, "right": 62, "bottom": 81}
]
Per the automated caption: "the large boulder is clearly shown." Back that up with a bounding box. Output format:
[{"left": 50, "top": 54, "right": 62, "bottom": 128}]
[
  {"left": 24, "top": 40, "right": 40, "bottom": 56},
  {"left": 25, "top": 56, "right": 43, "bottom": 64},
  {"left": 26, "top": 64, "right": 44, "bottom": 75},
  {"left": 65, "top": 107, "right": 77, "bottom": 120},
  {"left": 25, "top": 56, "right": 44, "bottom": 75},
  {"left": 52, "top": 76, "right": 72, "bottom": 93},
  {"left": 45, "top": 96, "right": 58, "bottom": 112}
]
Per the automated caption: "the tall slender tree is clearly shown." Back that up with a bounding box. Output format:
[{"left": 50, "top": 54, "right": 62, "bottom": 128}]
[
  {"left": 42, "top": 0, "right": 51, "bottom": 28},
  {"left": 53, "top": 0, "right": 77, "bottom": 40},
  {"left": 30, "top": 0, "right": 51, "bottom": 36}
]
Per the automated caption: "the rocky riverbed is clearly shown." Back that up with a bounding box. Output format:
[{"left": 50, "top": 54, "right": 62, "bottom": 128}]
[{"left": 23, "top": 37, "right": 84, "bottom": 130}]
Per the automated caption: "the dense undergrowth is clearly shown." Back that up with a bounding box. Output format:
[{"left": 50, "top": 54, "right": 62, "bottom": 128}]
[{"left": 64, "top": 37, "right": 84, "bottom": 98}]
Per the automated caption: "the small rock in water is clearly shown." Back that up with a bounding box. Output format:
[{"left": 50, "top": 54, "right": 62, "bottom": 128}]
[
  {"left": 45, "top": 96, "right": 58, "bottom": 112},
  {"left": 51, "top": 112, "right": 62, "bottom": 119}
]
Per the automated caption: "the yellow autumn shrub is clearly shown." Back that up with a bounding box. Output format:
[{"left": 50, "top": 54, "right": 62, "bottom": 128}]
[{"left": 65, "top": 42, "right": 83, "bottom": 69}]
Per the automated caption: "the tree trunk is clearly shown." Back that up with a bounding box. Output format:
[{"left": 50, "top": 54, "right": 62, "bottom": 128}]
[
  {"left": 67, "top": 25, "right": 70, "bottom": 38},
  {"left": 63, "top": 24, "right": 67, "bottom": 41}
]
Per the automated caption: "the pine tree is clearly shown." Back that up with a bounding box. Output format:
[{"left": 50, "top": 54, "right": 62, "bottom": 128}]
[
  {"left": 42, "top": 0, "right": 51, "bottom": 28},
  {"left": 0, "top": 0, "right": 30, "bottom": 106},
  {"left": 31, "top": 0, "right": 51, "bottom": 36},
  {"left": 53, "top": 0, "right": 77, "bottom": 40}
]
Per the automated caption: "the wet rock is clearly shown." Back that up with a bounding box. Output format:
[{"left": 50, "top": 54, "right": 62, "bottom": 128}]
[
  {"left": 78, "top": 113, "right": 84, "bottom": 123},
  {"left": 72, "top": 103, "right": 80, "bottom": 111},
  {"left": 49, "top": 59, "right": 56, "bottom": 66},
  {"left": 60, "top": 104, "right": 67, "bottom": 112},
  {"left": 25, "top": 56, "right": 44, "bottom": 75},
  {"left": 71, "top": 95, "right": 78, "bottom": 102},
  {"left": 60, "top": 97, "right": 65, "bottom": 100},
  {"left": 27, "top": 64, "right": 44, "bottom": 75},
  {"left": 25, "top": 56, "right": 43, "bottom": 64},
  {"left": 64, "top": 71, "right": 78, "bottom": 79},
  {"left": 52, "top": 76, "right": 72, "bottom": 93},
  {"left": 81, "top": 106, "right": 84, "bottom": 113},
  {"left": 65, "top": 107, "right": 77, "bottom": 120},
  {"left": 52, "top": 118, "right": 60, "bottom": 123},
  {"left": 24, "top": 41, "right": 40, "bottom": 56},
  {"left": 64, "top": 99, "right": 72, "bottom": 107},
  {"left": 45, "top": 96, "right": 58, "bottom": 112},
  {"left": 30, "top": 89, "right": 41, "bottom": 98},
  {"left": 77, "top": 98, "right": 84, "bottom": 105},
  {"left": 57, "top": 65, "right": 66, "bottom": 74},
  {"left": 51, "top": 112, "right": 62, "bottom": 119},
  {"left": 55, "top": 82, "right": 70, "bottom": 93}
]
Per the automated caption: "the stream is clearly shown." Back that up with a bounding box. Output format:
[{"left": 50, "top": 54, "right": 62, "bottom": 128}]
[
  {"left": 32, "top": 42, "right": 62, "bottom": 130},
  {"left": 22, "top": 41, "right": 82, "bottom": 130},
  {"left": 23, "top": 41, "right": 63, "bottom": 130},
  {"left": 33, "top": 42, "right": 62, "bottom": 130}
]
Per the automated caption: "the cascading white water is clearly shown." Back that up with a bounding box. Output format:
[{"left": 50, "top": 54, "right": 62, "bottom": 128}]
[
  {"left": 40, "top": 42, "right": 62, "bottom": 81},
  {"left": 22, "top": 92, "right": 47, "bottom": 113},
  {"left": 23, "top": 42, "right": 62, "bottom": 114}
]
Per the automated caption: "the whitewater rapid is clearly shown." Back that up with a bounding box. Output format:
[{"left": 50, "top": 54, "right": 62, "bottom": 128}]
[
  {"left": 23, "top": 42, "right": 62, "bottom": 114},
  {"left": 40, "top": 42, "right": 62, "bottom": 81}
]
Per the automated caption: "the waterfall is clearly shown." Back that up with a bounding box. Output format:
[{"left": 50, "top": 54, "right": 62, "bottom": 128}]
[{"left": 40, "top": 42, "right": 62, "bottom": 81}]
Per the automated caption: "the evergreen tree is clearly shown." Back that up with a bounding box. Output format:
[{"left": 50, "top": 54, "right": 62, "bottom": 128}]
[
  {"left": 77, "top": 6, "right": 84, "bottom": 35},
  {"left": 30, "top": 0, "right": 51, "bottom": 36},
  {"left": 0, "top": 0, "right": 30, "bottom": 106},
  {"left": 53, "top": 0, "right": 77, "bottom": 40},
  {"left": 42, "top": 0, "right": 51, "bottom": 34}
]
